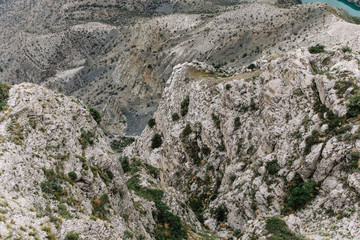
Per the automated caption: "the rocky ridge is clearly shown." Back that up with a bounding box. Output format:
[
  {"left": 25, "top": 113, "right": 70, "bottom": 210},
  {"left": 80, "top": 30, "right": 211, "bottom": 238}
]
[
  {"left": 0, "top": 83, "right": 203, "bottom": 240},
  {"left": 124, "top": 47, "right": 360, "bottom": 239}
]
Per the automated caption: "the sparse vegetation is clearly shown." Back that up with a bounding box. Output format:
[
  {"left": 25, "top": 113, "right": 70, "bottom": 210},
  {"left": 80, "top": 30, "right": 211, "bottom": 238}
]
[
  {"left": 182, "top": 124, "right": 192, "bottom": 137},
  {"left": 7, "top": 117, "right": 24, "bottom": 145},
  {"left": 68, "top": 171, "right": 77, "bottom": 181},
  {"left": 347, "top": 93, "right": 360, "bottom": 118},
  {"left": 234, "top": 117, "right": 241, "bottom": 129},
  {"left": 151, "top": 133, "right": 163, "bottom": 149},
  {"left": 99, "top": 169, "right": 114, "bottom": 185},
  {"left": 309, "top": 44, "right": 325, "bottom": 54},
  {"left": 342, "top": 46, "right": 352, "bottom": 53},
  {"left": 181, "top": 124, "right": 202, "bottom": 165},
  {"left": 172, "top": 113, "right": 180, "bottom": 121},
  {"left": 212, "top": 113, "right": 221, "bottom": 129},
  {"left": 0, "top": 83, "right": 10, "bottom": 111},
  {"left": 119, "top": 156, "right": 130, "bottom": 173},
  {"left": 145, "top": 164, "right": 160, "bottom": 178},
  {"left": 350, "top": 152, "right": 360, "bottom": 170},
  {"left": 65, "top": 231, "right": 80, "bottom": 240},
  {"left": 181, "top": 96, "right": 190, "bottom": 116},
  {"left": 266, "top": 160, "right": 280, "bottom": 175},
  {"left": 110, "top": 137, "right": 135, "bottom": 153},
  {"left": 212, "top": 205, "right": 228, "bottom": 222},
  {"left": 334, "top": 81, "right": 357, "bottom": 98},
  {"left": 153, "top": 200, "right": 187, "bottom": 240},
  {"left": 148, "top": 118, "right": 156, "bottom": 128},
  {"left": 285, "top": 174, "right": 319, "bottom": 212},
  {"left": 266, "top": 217, "right": 305, "bottom": 240},
  {"left": 40, "top": 169, "right": 65, "bottom": 200},
  {"left": 92, "top": 193, "right": 109, "bottom": 219},
  {"left": 89, "top": 107, "right": 101, "bottom": 124},
  {"left": 78, "top": 130, "right": 95, "bottom": 150}
]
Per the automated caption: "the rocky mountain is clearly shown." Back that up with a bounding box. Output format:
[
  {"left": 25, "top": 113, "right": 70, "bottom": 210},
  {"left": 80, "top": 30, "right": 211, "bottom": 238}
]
[
  {"left": 0, "top": 83, "right": 209, "bottom": 239},
  {"left": 2, "top": 0, "right": 360, "bottom": 239},
  {"left": 122, "top": 47, "right": 360, "bottom": 239},
  {"left": 2, "top": 0, "right": 360, "bottom": 136}
]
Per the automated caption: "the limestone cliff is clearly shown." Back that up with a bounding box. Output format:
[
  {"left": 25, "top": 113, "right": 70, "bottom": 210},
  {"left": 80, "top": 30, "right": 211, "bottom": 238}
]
[
  {"left": 125, "top": 47, "right": 360, "bottom": 239},
  {"left": 0, "top": 83, "right": 156, "bottom": 239}
]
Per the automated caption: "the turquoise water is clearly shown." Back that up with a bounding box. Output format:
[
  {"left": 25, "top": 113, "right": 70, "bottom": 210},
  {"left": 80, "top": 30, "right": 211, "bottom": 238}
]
[{"left": 302, "top": 0, "right": 360, "bottom": 17}]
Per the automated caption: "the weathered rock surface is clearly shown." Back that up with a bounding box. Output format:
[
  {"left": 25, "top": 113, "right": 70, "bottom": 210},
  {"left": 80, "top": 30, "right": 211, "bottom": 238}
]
[
  {"left": 0, "top": 83, "right": 157, "bottom": 239},
  {"left": 125, "top": 48, "right": 360, "bottom": 239}
]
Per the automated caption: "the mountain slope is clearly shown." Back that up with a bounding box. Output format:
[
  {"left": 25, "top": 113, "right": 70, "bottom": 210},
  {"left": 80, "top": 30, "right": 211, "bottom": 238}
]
[
  {"left": 2, "top": 1, "right": 360, "bottom": 135},
  {"left": 125, "top": 47, "right": 360, "bottom": 239}
]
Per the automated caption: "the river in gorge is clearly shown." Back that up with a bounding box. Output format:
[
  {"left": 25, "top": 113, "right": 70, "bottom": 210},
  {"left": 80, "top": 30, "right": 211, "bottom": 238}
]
[{"left": 303, "top": 0, "right": 360, "bottom": 17}]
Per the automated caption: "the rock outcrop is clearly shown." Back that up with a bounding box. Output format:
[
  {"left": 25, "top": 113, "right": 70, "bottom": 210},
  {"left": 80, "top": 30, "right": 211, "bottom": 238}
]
[
  {"left": 0, "top": 83, "right": 152, "bottom": 239},
  {"left": 125, "top": 48, "right": 360, "bottom": 239}
]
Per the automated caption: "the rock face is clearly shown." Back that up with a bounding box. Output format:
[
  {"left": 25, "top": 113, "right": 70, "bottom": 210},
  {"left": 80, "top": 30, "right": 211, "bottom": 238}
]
[
  {"left": 125, "top": 48, "right": 360, "bottom": 239},
  {"left": 0, "top": 83, "right": 155, "bottom": 239}
]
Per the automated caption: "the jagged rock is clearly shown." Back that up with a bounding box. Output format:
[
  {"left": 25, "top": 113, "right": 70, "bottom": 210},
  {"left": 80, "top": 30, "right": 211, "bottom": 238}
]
[
  {"left": 125, "top": 48, "right": 360, "bottom": 239},
  {"left": 299, "top": 143, "right": 323, "bottom": 179},
  {"left": 0, "top": 83, "right": 154, "bottom": 239}
]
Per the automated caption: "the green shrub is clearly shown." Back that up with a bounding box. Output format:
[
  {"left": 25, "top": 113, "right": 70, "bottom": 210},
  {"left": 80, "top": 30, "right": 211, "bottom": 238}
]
[
  {"left": 247, "top": 63, "right": 256, "bottom": 70},
  {"left": 334, "top": 81, "right": 357, "bottom": 98},
  {"left": 89, "top": 107, "right": 102, "bottom": 124},
  {"left": 180, "top": 124, "right": 201, "bottom": 165},
  {"left": 266, "top": 160, "right": 280, "bottom": 175},
  {"left": 151, "top": 133, "right": 163, "bottom": 149},
  {"left": 212, "top": 205, "right": 228, "bottom": 222},
  {"left": 347, "top": 93, "right": 360, "bottom": 118},
  {"left": 148, "top": 118, "right": 156, "bottom": 128},
  {"left": 40, "top": 169, "right": 65, "bottom": 200},
  {"left": 57, "top": 204, "right": 72, "bottom": 219},
  {"left": 181, "top": 124, "right": 192, "bottom": 138},
  {"left": 287, "top": 177, "right": 319, "bottom": 211},
  {"left": 78, "top": 130, "right": 95, "bottom": 150},
  {"left": 225, "top": 84, "right": 232, "bottom": 90},
  {"left": 266, "top": 217, "right": 305, "bottom": 240},
  {"left": 65, "top": 231, "right": 80, "bottom": 240},
  {"left": 110, "top": 137, "right": 135, "bottom": 153},
  {"left": 309, "top": 44, "right": 325, "bottom": 54},
  {"left": 349, "top": 152, "right": 360, "bottom": 170},
  {"left": 181, "top": 96, "right": 190, "bottom": 116},
  {"left": 153, "top": 200, "right": 187, "bottom": 240},
  {"left": 172, "top": 113, "right": 180, "bottom": 121},
  {"left": 126, "top": 175, "right": 164, "bottom": 201},
  {"left": 188, "top": 193, "right": 208, "bottom": 224},
  {"left": 342, "top": 46, "right": 352, "bottom": 53},
  {"left": 99, "top": 169, "right": 114, "bottom": 185},
  {"left": 92, "top": 194, "right": 109, "bottom": 219},
  {"left": 0, "top": 83, "right": 10, "bottom": 111},
  {"left": 145, "top": 164, "right": 160, "bottom": 178},
  {"left": 250, "top": 98, "right": 258, "bottom": 110},
  {"left": 119, "top": 156, "right": 130, "bottom": 173},
  {"left": 68, "top": 171, "right": 77, "bottom": 181}
]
